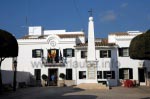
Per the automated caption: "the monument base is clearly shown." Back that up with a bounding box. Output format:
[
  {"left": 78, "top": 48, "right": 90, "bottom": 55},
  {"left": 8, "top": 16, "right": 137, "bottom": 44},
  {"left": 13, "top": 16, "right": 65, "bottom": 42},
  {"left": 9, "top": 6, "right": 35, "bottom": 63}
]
[{"left": 87, "top": 61, "right": 98, "bottom": 83}]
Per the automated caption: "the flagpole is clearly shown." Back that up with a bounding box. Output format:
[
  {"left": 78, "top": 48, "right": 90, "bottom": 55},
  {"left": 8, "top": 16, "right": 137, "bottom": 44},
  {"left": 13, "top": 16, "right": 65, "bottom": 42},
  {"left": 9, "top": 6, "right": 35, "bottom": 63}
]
[{"left": 59, "top": 48, "right": 63, "bottom": 63}]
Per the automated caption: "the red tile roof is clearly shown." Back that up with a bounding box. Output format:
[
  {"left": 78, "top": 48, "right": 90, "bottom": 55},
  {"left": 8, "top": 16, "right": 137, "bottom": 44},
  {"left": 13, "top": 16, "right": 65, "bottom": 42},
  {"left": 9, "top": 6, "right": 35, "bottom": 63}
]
[
  {"left": 57, "top": 34, "right": 84, "bottom": 38},
  {"left": 75, "top": 38, "right": 116, "bottom": 47},
  {"left": 109, "top": 32, "right": 129, "bottom": 36},
  {"left": 20, "top": 34, "right": 85, "bottom": 39}
]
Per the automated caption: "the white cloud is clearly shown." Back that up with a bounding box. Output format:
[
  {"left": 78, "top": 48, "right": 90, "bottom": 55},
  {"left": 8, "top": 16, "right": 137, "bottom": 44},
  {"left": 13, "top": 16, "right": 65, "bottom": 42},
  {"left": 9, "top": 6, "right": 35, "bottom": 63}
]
[
  {"left": 121, "top": 3, "right": 128, "bottom": 8},
  {"left": 100, "top": 10, "right": 117, "bottom": 22}
]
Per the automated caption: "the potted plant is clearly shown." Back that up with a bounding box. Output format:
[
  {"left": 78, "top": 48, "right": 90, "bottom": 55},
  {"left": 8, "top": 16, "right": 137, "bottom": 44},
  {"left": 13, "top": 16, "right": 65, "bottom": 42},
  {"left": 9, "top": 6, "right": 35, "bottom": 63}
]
[
  {"left": 59, "top": 73, "right": 66, "bottom": 87},
  {"left": 41, "top": 74, "right": 48, "bottom": 87}
]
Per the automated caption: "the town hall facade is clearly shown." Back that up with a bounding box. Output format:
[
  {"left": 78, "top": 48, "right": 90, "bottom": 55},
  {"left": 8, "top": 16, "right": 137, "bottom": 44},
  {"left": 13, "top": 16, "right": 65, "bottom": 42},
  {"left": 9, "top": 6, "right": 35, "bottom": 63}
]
[{"left": 1, "top": 16, "right": 150, "bottom": 87}]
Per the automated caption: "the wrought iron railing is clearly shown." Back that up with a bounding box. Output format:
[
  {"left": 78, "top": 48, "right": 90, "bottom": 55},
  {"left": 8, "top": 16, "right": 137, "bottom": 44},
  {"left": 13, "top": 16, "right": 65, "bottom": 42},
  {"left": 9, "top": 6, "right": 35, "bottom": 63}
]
[{"left": 41, "top": 57, "right": 65, "bottom": 66}]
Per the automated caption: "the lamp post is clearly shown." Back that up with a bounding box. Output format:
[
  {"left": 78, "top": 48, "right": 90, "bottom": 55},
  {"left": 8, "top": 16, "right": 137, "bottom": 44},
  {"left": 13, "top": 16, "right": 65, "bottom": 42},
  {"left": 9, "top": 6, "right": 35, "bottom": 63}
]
[{"left": 13, "top": 57, "right": 17, "bottom": 91}]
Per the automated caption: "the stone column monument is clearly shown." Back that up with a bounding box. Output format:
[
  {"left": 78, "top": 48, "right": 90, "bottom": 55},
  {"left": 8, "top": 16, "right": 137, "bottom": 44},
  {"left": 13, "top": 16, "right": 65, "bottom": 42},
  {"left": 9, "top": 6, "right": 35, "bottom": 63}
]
[{"left": 87, "top": 13, "right": 98, "bottom": 83}]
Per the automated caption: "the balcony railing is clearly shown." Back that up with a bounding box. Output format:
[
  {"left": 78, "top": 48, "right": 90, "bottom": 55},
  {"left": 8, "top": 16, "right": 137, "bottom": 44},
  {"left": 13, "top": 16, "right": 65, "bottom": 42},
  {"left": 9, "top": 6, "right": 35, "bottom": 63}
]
[{"left": 41, "top": 57, "right": 65, "bottom": 67}]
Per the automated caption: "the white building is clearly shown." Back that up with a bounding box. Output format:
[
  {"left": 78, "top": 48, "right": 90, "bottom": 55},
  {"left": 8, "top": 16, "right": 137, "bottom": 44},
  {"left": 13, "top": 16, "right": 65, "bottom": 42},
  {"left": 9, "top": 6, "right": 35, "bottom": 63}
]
[{"left": 1, "top": 16, "right": 150, "bottom": 87}]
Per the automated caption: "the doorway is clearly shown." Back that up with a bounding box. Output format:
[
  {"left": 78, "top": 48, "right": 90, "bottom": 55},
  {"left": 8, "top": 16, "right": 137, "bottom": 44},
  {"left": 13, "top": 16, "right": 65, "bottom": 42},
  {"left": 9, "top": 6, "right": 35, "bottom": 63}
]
[
  {"left": 48, "top": 68, "right": 58, "bottom": 86},
  {"left": 138, "top": 68, "right": 146, "bottom": 85}
]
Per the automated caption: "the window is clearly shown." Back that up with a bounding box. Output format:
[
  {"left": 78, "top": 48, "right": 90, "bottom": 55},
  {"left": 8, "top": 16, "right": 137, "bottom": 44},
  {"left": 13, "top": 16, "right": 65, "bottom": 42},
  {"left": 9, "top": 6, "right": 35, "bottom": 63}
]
[
  {"left": 79, "top": 71, "right": 86, "bottom": 79},
  {"left": 119, "top": 68, "right": 133, "bottom": 79},
  {"left": 81, "top": 51, "right": 87, "bottom": 58},
  {"left": 66, "top": 69, "right": 72, "bottom": 80},
  {"left": 124, "top": 69, "right": 129, "bottom": 79},
  {"left": 97, "top": 71, "right": 102, "bottom": 79},
  {"left": 123, "top": 48, "right": 129, "bottom": 56},
  {"left": 34, "top": 69, "right": 41, "bottom": 80},
  {"left": 47, "top": 49, "right": 59, "bottom": 63},
  {"left": 118, "top": 48, "right": 129, "bottom": 57},
  {"left": 32, "top": 49, "right": 43, "bottom": 58},
  {"left": 63, "top": 48, "right": 74, "bottom": 57},
  {"left": 100, "top": 50, "right": 111, "bottom": 58},
  {"left": 103, "top": 71, "right": 115, "bottom": 79}
]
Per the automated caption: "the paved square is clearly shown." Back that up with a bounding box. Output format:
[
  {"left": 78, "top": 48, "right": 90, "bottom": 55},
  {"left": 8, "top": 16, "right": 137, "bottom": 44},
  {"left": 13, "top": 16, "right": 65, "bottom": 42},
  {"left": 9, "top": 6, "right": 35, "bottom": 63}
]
[{"left": 0, "top": 86, "right": 150, "bottom": 99}]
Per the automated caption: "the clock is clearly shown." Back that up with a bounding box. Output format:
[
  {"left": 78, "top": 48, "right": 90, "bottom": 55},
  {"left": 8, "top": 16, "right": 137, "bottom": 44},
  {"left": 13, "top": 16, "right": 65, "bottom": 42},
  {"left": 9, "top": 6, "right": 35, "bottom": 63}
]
[{"left": 50, "top": 40, "right": 56, "bottom": 47}]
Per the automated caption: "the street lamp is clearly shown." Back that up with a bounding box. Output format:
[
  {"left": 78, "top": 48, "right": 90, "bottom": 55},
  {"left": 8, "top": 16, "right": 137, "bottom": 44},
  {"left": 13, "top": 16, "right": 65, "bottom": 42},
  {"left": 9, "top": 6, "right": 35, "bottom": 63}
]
[{"left": 13, "top": 57, "right": 17, "bottom": 91}]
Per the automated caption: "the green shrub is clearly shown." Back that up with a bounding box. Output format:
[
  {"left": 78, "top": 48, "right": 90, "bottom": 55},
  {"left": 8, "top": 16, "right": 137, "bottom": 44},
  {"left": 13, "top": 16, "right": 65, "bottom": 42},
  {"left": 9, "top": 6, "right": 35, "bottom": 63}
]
[
  {"left": 59, "top": 73, "right": 66, "bottom": 80},
  {"left": 42, "top": 74, "right": 48, "bottom": 81},
  {"left": 129, "top": 29, "right": 150, "bottom": 60}
]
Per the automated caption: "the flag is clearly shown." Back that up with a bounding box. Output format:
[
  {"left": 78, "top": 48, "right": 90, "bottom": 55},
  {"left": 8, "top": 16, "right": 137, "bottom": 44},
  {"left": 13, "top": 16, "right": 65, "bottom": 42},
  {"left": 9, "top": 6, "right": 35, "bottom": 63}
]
[
  {"left": 47, "top": 48, "right": 51, "bottom": 58},
  {"left": 40, "top": 48, "right": 44, "bottom": 63},
  {"left": 47, "top": 48, "right": 52, "bottom": 63},
  {"left": 59, "top": 48, "right": 62, "bottom": 61}
]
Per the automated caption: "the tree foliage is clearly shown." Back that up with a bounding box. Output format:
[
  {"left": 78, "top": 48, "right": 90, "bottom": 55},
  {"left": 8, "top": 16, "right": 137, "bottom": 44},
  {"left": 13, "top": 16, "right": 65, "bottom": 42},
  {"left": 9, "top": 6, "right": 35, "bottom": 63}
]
[
  {"left": 59, "top": 73, "right": 66, "bottom": 80},
  {"left": 0, "top": 29, "right": 18, "bottom": 93},
  {"left": 42, "top": 74, "right": 48, "bottom": 81},
  {"left": 129, "top": 29, "right": 150, "bottom": 60},
  {"left": 0, "top": 29, "right": 18, "bottom": 57}
]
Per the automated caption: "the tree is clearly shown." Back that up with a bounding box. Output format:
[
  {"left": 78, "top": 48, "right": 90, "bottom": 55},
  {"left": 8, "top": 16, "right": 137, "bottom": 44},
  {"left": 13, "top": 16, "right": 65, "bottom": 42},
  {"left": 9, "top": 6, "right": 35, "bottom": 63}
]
[
  {"left": 42, "top": 74, "right": 48, "bottom": 86},
  {"left": 0, "top": 29, "right": 18, "bottom": 93},
  {"left": 42, "top": 74, "right": 48, "bottom": 81},
  {"left": 129, "top": 29, "right": 150, "bottom": 60}
]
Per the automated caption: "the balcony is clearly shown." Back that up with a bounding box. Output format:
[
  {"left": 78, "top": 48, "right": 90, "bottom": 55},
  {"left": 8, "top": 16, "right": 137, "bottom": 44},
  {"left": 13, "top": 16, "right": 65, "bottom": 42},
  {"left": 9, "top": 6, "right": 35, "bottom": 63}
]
[{"left": 41, "top": 57, "right": 65, "bottom": 67}]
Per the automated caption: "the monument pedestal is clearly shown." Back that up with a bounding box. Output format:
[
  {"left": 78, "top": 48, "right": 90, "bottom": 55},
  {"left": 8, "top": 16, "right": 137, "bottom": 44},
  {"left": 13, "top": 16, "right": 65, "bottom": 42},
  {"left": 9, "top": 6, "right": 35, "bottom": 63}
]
[{"left": 87, "top": 61, "right": 98, "bottom": 83}]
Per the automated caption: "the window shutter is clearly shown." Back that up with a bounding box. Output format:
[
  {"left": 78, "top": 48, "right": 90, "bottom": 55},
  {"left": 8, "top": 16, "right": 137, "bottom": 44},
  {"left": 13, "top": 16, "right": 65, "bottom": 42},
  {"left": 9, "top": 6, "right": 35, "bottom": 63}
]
[
  {"left": 81, "top": 51, "right": 83, "bottom": 58},
  {"left": 79, "top": 72, "right": 82, "bottom": 79},
  {"left": 118, "top": 48, "right": 123, "bottom": 56},
  {"left": 55, "top": 49, "right": 59, "bottom": 63},
  {"left": 72, "top": 49, "right": 75, "bottom": 57},
  {"left": 63, "top": 49, "right": 67, "bottom": 57},
  {"left": 119, "top": 69, "right": 124, "bottom": 79},
  {"left": 32, "top": 50, "right": 36, "bottom": 58},
  {"left": 40, "top": 49, "right": 43, "bottom": 57},
  {"left": 129, "top": 68, "right": 133, "bottom": 79},
  {"left": 100, "top": 51, "right": 103, "bottom": 58},
  {"left": 99, "top": 71, "right": 102, "bottom": 79},
  {"left": 97, "top": 71, "right": 102, "bottom": 79},
  {"left": 103, "top": 71, "right": 107, "bottom": 79},
  {"left": 108, "top": 50, "right": 111, "bottom": 58}
]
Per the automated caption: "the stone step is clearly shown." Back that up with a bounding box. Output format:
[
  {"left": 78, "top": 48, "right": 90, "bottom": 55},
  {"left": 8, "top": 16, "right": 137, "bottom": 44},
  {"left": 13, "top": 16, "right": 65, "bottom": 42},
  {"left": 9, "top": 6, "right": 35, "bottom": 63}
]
[{"left": 74, "top": 83, "right": 109, "bottom": 90}]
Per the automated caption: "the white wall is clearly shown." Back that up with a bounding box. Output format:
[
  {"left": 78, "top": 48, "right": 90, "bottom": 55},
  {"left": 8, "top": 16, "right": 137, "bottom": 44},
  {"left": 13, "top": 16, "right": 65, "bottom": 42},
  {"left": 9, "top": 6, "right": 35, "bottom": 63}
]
[
  {"left": 1, "top": 58, "right": 12, "bottom": 70},
  {"left": 29, "top": 26, "right": 43, "bottom": 35},
  {"left": 2, "top": 29, "right": 149, "bottom": 87},
  {"left": 1, "top": 70, "right": 31, "bottom": 85},
  {"left": 108, "top": 35, "right": 116, "bottom": 43}
]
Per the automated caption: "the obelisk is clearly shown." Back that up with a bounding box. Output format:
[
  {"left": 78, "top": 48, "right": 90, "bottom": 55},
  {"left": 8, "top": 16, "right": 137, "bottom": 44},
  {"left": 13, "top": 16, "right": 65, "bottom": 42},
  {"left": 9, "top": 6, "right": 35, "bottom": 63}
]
[
  {"left": 87, "top": 16, "right": 96, "bottom": 61},
  {"left": 87, "top": 10, "right": 97, "bottom": 82}
]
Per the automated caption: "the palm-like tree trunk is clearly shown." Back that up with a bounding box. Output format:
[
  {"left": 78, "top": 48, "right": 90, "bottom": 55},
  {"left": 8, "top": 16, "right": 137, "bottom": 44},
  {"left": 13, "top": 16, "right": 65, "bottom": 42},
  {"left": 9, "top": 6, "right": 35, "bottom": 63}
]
[
  {"left": 13, "top": 66, "right": 17, "bottom": 91},
  {"left": 0, "top": 58, "right": 6, "bottom": 94}
]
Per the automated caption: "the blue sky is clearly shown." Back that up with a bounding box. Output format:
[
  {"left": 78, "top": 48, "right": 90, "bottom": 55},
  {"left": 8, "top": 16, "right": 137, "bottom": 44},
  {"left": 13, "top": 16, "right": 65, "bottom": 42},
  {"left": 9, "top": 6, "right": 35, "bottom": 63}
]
[{"left": 0, "top": 0, "right": 150, "bottom": 38}]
